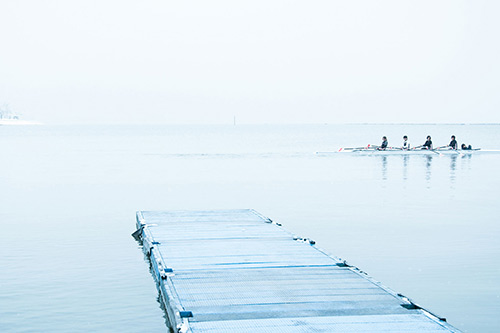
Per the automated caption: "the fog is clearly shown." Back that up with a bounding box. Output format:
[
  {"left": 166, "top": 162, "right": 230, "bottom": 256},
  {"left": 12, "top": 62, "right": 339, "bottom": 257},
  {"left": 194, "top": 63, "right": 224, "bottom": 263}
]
[{"left": 1, "top": 1, "right": 499, "bottom": 124}]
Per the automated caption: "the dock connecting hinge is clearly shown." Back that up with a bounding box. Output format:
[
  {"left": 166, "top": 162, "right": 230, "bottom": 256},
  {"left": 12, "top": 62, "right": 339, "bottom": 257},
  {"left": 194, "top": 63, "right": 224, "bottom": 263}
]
[
  {"left": 159, "top": 267, "right": 174, "bottom": 279},
  {"left": 336, "top": 261, "right": 351, "bottom": 267},
  {"left": 157, "top": 259, "right": 174, "bottom": 279},
  {"left": 179, "top": 311, "right": 193, "bottom": 318},
  {"left": 292, "top": 236, "right": 316, "bottom": 245},
  {"left": 398, "top": 293, "right": 447, "bottom": 321}
]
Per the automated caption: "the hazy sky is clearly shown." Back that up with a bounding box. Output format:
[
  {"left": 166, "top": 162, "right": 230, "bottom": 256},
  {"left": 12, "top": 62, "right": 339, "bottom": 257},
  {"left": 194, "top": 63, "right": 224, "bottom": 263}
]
[{"left": 1, "top": 1, "right": 499, "bottom": 124}]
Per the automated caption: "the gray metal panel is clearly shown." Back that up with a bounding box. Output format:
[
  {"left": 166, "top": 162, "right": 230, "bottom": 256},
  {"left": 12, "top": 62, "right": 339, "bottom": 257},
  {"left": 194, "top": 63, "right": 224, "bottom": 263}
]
[{"left": 136, "top": 209, "right": 460, "bottom": 332}]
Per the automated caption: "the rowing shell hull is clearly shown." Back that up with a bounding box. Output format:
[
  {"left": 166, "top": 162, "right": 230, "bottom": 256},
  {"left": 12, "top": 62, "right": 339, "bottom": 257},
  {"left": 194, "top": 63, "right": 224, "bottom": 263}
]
[{"left": 316, "top": 149, "right": 500, "bottom": 156}]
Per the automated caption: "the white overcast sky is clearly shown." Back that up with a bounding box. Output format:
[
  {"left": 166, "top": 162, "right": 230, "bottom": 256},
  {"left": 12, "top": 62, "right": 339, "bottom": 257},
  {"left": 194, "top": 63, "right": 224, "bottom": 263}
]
[{"left": 0, "top": 1, "right": 499, "bottom": 124}]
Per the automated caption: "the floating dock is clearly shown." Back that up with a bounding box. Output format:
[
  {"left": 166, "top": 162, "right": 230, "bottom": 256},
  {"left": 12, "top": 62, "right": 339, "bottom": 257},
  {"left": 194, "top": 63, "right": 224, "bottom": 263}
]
[{"left": 133, "top": 209, "right": 460, "bottom": 332}]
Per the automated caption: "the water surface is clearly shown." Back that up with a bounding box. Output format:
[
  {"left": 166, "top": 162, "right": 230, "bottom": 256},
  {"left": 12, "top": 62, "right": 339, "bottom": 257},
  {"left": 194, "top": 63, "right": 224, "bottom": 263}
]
[{"left": 1, "top": 124, "right": 499, "bottom": 332}]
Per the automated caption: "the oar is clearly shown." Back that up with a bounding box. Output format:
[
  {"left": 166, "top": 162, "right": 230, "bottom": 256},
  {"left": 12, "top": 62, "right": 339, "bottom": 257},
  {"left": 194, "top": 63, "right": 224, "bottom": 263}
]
[
  {"left": 411, "top": 144, "right": 440, "bottom": 154},
  {"left": 339, "top": 146, "right": 373, "bottom": 151},
  {"left": 339, "top": 147, "right": 372, "bottom": 152},
  {"left": 435, "top": 145, "right": 462, "bottom": 155},
  {"left": 430, "top": 149, "right": 442, "bottom": 156},
  {"left": 352, "top": 144, "right": 379, "bottom": 152}
]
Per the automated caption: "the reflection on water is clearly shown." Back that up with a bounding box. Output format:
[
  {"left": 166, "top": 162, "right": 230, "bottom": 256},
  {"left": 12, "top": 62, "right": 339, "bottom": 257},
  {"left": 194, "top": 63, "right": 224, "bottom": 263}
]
[
  {"left": 381, "top": 156, "right": 387, "bottom": 182},
  {"left": 450, "top": 155, "right": 457, "bottom": 187},
  {"left": 462, "top": 153, "right": 473, "bottom": 171},
  {"left": 403, "top": 155, "right": 409, "bottom": 181},
  {"left": 375, "top": 154, "right": 475, "bottom": 190},
  {"left": 425, "top": 155, "right": 433, "bottom": 186}
]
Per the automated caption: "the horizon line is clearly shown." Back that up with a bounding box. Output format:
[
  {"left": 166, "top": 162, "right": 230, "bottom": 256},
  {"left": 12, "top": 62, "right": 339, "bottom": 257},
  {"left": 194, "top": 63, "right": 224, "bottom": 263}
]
[{"left": 17, "top": 121, "right": 500, "bottom": 126}]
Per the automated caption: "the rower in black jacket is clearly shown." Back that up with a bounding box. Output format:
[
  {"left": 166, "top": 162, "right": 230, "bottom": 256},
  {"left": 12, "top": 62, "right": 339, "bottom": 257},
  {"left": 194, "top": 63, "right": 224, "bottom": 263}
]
[
  {"left": 422, "top": 136, "right": 433, "bottom": 150},
  {"left": 378, "top": 136, "right": 388, "bottom": 150},
  {"left": 449, "top": 135, "right": 458, "bottom": 150}
]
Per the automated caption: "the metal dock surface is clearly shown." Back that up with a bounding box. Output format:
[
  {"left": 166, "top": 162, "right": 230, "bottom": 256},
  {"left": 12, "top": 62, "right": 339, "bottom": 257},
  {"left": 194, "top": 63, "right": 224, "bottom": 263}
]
[{"left": 134, "top": 209, "right": 460, "bottom": 332}]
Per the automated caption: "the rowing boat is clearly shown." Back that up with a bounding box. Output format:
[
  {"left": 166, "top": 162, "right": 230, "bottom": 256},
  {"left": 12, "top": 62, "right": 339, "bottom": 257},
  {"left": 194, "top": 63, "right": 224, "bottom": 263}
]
[{"left": 316, "top": 147, "right": 500, "bottom": 155}]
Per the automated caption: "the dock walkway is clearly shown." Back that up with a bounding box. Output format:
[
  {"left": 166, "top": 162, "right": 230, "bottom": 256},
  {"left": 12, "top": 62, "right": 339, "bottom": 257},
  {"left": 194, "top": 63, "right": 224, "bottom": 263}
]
[{"left": 134, "top": 209, "right": 460, "bottom": 332}]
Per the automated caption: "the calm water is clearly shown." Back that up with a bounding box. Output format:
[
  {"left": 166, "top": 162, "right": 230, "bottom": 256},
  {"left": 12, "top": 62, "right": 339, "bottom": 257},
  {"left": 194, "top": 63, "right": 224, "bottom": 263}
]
[{"left": 1, "top": 124, "right": 499, "bottom": 332}]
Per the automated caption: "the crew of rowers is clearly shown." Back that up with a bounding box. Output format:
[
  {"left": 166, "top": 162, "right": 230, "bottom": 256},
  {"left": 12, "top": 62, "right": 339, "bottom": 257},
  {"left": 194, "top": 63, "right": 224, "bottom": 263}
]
[{"left": 378, "top": 135, "right": 472, "bottom": 150}]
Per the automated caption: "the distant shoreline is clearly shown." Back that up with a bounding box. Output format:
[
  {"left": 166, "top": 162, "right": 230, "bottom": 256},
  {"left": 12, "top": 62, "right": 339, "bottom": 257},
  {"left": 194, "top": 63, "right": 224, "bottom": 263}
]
[
  {"left": 2, "top": 122, "right": 499, "bottom": 126},
  {"left": 344, "top": 122, "right": 500, "bottom": 126},
  {"left": 0, "top": 119, "right": 42, "bottom": 125}
]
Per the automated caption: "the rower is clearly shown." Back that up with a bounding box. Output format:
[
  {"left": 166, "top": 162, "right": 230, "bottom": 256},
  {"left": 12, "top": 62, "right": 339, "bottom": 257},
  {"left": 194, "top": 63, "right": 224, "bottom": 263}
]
[
  {"left": 402, "top": 135, "right": 410, "bottom": 150},
  {"left": 378, "top": 136, "right": 388, "bottom": 150},
  {"left": 422, "top": 136, "right": 433, "bottom": 150},
  {"left": 461, "top": 143, "right": 472, "bottom": 150},
  {"left": 449, "top": 135, "right": 458, "bottom": 150}
]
